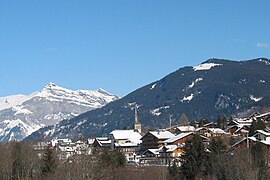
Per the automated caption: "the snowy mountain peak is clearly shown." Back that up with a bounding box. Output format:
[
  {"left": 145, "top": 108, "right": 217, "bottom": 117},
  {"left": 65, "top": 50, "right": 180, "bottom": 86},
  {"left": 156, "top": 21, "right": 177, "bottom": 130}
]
[{"left": 0, "top": 84, "right": 119, "bottom": 142}]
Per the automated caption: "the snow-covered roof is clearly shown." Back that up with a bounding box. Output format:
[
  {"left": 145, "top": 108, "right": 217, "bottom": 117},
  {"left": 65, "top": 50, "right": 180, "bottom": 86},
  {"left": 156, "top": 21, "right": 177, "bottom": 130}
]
[
  {"left": 149, "top": 130, "right": 175, "bottom": 140},
  {"left": 195, "top": 127, "right": 208, "bottom": 131},
  {"left": 208, "top": 128, "right": 226, "bottom": 134},
  {"left": 231, "top": 137, "right": 257, "bottom": 148},
  {"left": 143, "top": 149, "right": 160, "bottom": 155},
  {"left": 159, "top": 145, "right": 178, "bottom": 153},
  {"left": 261, "top": 137, "right": 270, "bottom": 145},
  {"left": 254, "top": 112, "right": 270, "bottom": 119},
  {"left": 164, "top": 132, "right": 193, "bottom": 144},
  {"left": 256, "top": 130, "right": 270, "bottom": 136},
  {"left": 110, "top": 130, "right": 142, "bottom": 144},
  {"left": 177, "top": 126, "right": 195, "bottom": 132},
  {"left": 114, "top": 142, "right": 139, "bottom": 147}
]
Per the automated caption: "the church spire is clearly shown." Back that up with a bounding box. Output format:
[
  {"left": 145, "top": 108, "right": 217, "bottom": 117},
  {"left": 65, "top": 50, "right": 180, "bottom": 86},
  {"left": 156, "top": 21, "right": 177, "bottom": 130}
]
[
  {"left": 134, "top": 104, "right": 142, "bottom": 134},
  {"left": 135, "top": 105, "right": 138, "bottom": 124}
]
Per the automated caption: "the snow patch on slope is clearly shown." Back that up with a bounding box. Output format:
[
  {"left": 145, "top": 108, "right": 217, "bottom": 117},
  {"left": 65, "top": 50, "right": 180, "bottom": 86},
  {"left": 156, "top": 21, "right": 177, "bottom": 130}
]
[
  {"left": 0, "top": 93, "right": 37, "bottom": 111},
  {"left": 250, "top": 95, "right": 262, "bottom": 102},
  {"left": 181, "top": 94, "right": 194, "bottom": 102},
  {"left": 150, "top": 84, "right": 157, "bottom": 90},
  {"left": 13, "top": 105, "right": 33, "bottom": 115},
  {"left": 150, "top": 106, "right": 170, "bottom": 116},
  {"left": 193, "top": 63, "right": 222, "bottom": 71},
  {"left": 188, "top": 78, "right": 203, "bottom": 88}
]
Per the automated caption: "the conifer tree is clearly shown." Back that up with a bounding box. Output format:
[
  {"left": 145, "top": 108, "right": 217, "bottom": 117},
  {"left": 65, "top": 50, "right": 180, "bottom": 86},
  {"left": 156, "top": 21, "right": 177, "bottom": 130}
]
[
  {"left": 11, "top": 142, "right": 24, "bottom": 180},
  {"left": 40, "top": 145, "right": 57, "bottom": 177},
  {"left": 180, "top": 134, "right": 205, "bottom": 180}
]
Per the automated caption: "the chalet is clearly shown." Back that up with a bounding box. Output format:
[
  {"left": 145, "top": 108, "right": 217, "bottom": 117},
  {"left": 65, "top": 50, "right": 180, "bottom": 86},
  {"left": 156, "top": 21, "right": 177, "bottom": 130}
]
[
  {"left": 231, "top": 137, "right": 257, "bottom": 150},
  {"left": 33, "top": 142, "right": 49, "bottom": 158},
  {"left": 57, "top": 142, "right": 77, "bottom": 160},
  {"left": 203, "top": 122, "right": 217, "bottom": 128},
  {"left": 92, "top": 137, "right": 111, "bottom": 152},
  {"left": 158, "top": 133, "right": 198, "bottom": 165},
  {"left": 140, "top": 130, "right": 175, "bottom": 152},
  {"left": 109, "top": 130, "right": 142, "bottom": 161},
  {"left": 174, "top": 126, "right": 195, "bottom": 134},
  {"left": 51, "top": 138, "right": 72, "bottom": 147},
  {"left": 226, "top": 124, "right": 250, "bottom": 136},
  {"left": 254, "top": 130, "right": 270, "bottom": 141},
  {"left": 75, "top": 140, "right": 90, "bottom": 155},
  {"left": 159, "top": 145, "right": 178, "bottom": 164},
  {"left": 164, "top": 132, "right": 194, "bottom": 146},
  {"left": 141, "top": 149, "right": 160, "bottom": 165}
]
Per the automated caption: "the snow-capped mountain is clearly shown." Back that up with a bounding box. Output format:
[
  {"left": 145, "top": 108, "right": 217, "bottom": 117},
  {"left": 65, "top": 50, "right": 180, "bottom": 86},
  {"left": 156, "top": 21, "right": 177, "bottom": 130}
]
[
  {"left": 0, "top": 83, "right": 119, "bottom": 142},
  {"left": 25, "top": 58, "right": 270, "bottom": 141}
]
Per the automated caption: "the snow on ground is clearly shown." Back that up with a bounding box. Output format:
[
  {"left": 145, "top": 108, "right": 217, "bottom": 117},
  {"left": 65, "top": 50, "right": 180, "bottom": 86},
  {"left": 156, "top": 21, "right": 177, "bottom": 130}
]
[
  {"left": 37, "top": 82, "right": 118, "bottom": 108},
  {"left": 258, "top": 59, "right": 270, "bottom": 65},
  {"left": 13, "top": 105, "right": 33, "bottom": 115},
  {"left": 193, "top": 63, "right": 222, "bottom": 71},
  {"left": 181, "top": 94, "right": 194, "bottom": 102},
  {"left": 1, "top": 119, "right": 42, "bottom": 136},
  {"left": 0, "top": 93, "right": 37, "bottom": 111},
  {"left": 150, "top": 106, "right": 170, "bottom": 116},
  {"left": 250, "top": 95, "right": 262, "bottom": 102},
  {"left": 150, "top": 84, "right": 157, "bottom": 90},
  {"left": 188, "top": 78, "right": 203, "bottom": 88}
]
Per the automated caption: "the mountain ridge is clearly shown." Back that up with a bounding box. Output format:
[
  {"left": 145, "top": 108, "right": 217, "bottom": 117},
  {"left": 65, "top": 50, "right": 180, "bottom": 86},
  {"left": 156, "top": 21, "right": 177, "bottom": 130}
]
[
  {"left": 25, "top": 58, "right": 270, "bottom": 141},
  {"left": 0, "top": 83, "right": 119, "bottom": 142}
]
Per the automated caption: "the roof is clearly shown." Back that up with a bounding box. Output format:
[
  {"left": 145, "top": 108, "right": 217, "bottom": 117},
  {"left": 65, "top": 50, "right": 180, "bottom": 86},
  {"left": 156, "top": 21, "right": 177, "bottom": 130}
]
[
  {"left": 115, "top": 142, "right": 139, "bottom": 147},
  {"left": 261, "top": 137, "right": 270, "bottom": 145},
  {"left": 254, "top": 112, "right": 270, "bottom": 119},
  {"left": 231, "top": 137, "right": 257, "bottom": 148},
  {"left": 159, "top": 145, "right": 177, "bottom": 153},
  {"left": 148, "top": 130, "right": 175, "bottom": 140},
  {"left": 143, "top": 149, "right": 159, "bottom": 155},
  {"left": 176, "top": 126, "right": 195, "bottom": 132},
  {"left": 256, "top": 130, "right": 270, "bottom": 136},
  {"left": 195, "top": 127, "right": 208, "bottom": 131},
  {"left": 110, "top": 130, "right": 142, "bottom": 144},
  {"left": 208, "top": 128, "right": 226, "bottom": 134},
  {"left": 164, "top": 132, "right": 193, "bottom": 144}
]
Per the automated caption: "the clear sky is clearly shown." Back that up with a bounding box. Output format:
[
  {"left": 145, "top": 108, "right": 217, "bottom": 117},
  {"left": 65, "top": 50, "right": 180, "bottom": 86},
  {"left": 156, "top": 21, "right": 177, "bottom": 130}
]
[{"left": 0, "top": 0, "right": 269, "bottom": 97}]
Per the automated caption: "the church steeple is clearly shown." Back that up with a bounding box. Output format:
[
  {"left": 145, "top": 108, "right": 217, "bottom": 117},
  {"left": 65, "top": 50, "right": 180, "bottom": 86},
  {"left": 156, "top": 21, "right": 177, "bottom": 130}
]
[
  {"left": 134, "top": 105, "right": 142, "bottom": 134},
  {"left": 135, "top": 105, "right": 138, "bottom": 124}
]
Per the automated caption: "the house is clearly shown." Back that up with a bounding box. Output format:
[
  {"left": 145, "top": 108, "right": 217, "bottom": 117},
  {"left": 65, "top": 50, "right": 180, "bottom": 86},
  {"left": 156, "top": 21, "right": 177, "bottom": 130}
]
[
  {"left": 140, "top": 130, "right": 175, "bottom": 152},
  {"left": 231, "top": 137, "right": 257, "bottom": 150},
  {"left": 226, "top": 124, "right": 250, "bottom": 136},
  {"left": 164, "top": 132, "right": 194, "bottom": 146},
  {"left": 156, "top": 132, "right": 194, "bottom": 164},
  {"left": 141, "top": 149, "right": 160, "bottom": 165},
  {"left": 174, "top": 126, "right": 195, "bottom": 134},
  {"left": 51, "top": 138, "right": 72, "bottom": 147},
  {"left": 254, "top": 130, "right": 270, "bottom": 141},
  {"left": 57, "top": 142, "right": 77, "bottom": 160},
  {"left": 75, "top": 140, "right": 90, "bottom": 155},
  {"left": 203, "top": 122, "right": 217, "bottom": 128},
  {"left": 33, "top": 142, "right": 49, "bottom": 158},
  {"left": 196, "top": 127, "right": 227, "bottom": 138},
  {"left": 109, "top": 130, "right": 142, "bottom": 161},
  {"left": 92, "top": 137, "right": 111, "bottom": 153},
  {"left": 159, "top": 145, "right": 178, "bottom": 164}
]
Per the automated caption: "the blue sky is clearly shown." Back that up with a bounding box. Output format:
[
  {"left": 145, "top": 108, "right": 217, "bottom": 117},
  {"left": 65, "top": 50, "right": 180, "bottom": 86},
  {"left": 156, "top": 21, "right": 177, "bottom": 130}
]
[{"left": 0, "top": 0, "right": 269, "bottom": 97}]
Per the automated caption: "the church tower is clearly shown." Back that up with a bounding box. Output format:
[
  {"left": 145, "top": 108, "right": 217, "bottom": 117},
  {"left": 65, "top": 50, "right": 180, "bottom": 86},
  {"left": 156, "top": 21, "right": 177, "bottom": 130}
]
[{"left": 134, "top": 105, "right": 142, "bottom": 134}]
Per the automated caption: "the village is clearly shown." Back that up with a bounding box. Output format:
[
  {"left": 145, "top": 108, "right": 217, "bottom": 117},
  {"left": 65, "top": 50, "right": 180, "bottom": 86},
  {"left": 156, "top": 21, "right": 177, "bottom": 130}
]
[{"left": 33, "top": 107, "right": 270, "bottom": 167}]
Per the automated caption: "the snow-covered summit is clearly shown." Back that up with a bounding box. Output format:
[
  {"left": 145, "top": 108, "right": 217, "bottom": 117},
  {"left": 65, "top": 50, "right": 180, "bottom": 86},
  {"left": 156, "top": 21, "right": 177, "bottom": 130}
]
[
  {"left": 193, "top": 63, "right": 222, "bottom": 71},
  {"left": 37, "top": 82, "right": 119, "bottom": 108},
  {"left": 0, "top": 83, "right": 119, "bottom": 142}
]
